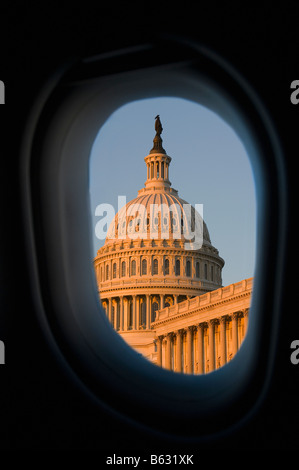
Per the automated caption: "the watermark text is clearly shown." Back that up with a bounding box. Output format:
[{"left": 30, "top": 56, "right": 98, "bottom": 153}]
[
  {"left": 95, "top": 196, "right": 203, "bottom": 250},
  {"left": 290, "top": 80, "right": 299, "bottom": 104},
  {"left": 0, "top": 81, "right": 4, "bottom": 104}
]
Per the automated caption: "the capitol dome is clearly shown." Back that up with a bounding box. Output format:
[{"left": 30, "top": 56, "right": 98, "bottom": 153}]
[
  {"left": 105, "top": 191, "right": 212, "bottom": 248},
  {"left": 94, "top": 116, "right": 225, "bottom": 362}
]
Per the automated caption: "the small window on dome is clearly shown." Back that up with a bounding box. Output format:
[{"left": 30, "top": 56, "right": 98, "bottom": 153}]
[
  {"left": 196, "top": 261, "right": 200, "bottom": 278},
  {"left": 186, "top": 260, "right": 191, "bottom": 277},
  {"left": 175, "top": 259, "right": 180, "bottom": 276},
  {"left": 142, "top": 259, "right": 147, "bottom": 275},
  {"left": 165, "top": 258, "right": 169, "bottom": 275},
  {"left": 121, "top": 261, "right": 126, "bottom": 277},
  {"left": 131, "top": 260, "right": 136, "bottom": 276},
  {"left": 153, "top": 259, "right": 158, "bottom": 275}
]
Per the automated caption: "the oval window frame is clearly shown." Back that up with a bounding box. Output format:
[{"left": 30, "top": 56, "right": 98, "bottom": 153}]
[{"left": 20, "top": 37, "right": 287, "bottom": 440}]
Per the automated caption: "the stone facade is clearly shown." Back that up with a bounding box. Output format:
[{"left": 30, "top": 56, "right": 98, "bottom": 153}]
[
  {"left": 152, "top": 277, "right": 251, "bottom": 373},
  {"left": 94, "top": 119, "right": 251, "bottom": 373}
]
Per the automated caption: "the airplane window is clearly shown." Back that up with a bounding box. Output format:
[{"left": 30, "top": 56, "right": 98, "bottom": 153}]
[{"left": 90, "top": 97, "right": 256, "bottom": 374}]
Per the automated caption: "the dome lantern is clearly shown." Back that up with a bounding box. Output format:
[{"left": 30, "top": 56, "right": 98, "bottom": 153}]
[{"left": 144, "top": 116, "right": 172, "bottom": 191}]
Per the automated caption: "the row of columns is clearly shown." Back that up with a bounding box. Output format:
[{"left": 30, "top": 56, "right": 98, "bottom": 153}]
[
  {"left": 156, "top": 311, "right": 248, "bottom": 373},
  {"left": 147, "top": 160, "right": 169, "bottom": 181},
  {"left": 102, "top": 293, "right": 184, "bottom": 331}
]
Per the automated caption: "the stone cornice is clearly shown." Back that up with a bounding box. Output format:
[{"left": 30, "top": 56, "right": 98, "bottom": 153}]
[
  {"left": 99, "top": 285, "right": 208, "bottom": 297},
  {"left": 151, "top": 278, "right": 253, "bottom": 327},
  {"left": 151, "top": 292, "right": 251, "bottom": 328},
  {"left": 94, "top": 245, "right": 224, "bottom": 264},
  {"left": 99, "top": 276, "right": 222, "bottom": 296}
]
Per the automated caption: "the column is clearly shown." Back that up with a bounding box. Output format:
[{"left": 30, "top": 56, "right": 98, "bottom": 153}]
[
  {"left": 165, "top": 333, "right": 172, "bottom": 370},
  {"left": 141, "top": 297, "right": 146, "bottom": 328},
  {"left": 157, "top": 336, "right": 163, "bottom": 367},
  {"left": 132, "top": 295, "right": 136, "bottom": 330},
  {"left": 175, "top": 330, "right": 182, "bottom": 373},
  {"left": 146, "top": 294, "right": 150, "bottom": 329},
  {"left": 108, "top": 298, "right": 112, "bottom": 324},
  {"left": 160, "top": 294, "right": 165, "bottom": 310},
  {"left": 219, "top": 316, "right": 227, "bottom": 367},
  {"left": 113, "top": 300, "right": 117, "bottom": 330},
  {"left": 197, "top": 324, "right": 204, "bottom": 374},
  {"left": 173, "top": 294, "right": 178, "bottom": 304},
  {"left": 123, "top": 297, "right": 128, "bottom": 331},
  {"left": 136, "top": 297, "right": 140, "bottom": 331},
  {"left": 119, "top": 296, "right": 124, "bottom": 331},
  {"left": 208, "top": 320, "right": 215, "bottom": 372},
  {"left": 186, "top": 327, "right": 193, "bottom": 374},
  {"left": 243, "top": 309, "right": 249, "bottom": 335},
  {"left": 232, "top": 313, "right": 239, "bottom": 357}
]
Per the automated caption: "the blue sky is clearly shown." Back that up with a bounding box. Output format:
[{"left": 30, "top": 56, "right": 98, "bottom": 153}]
[{"left": 89, "top": 97, "right": 256, "bottom": 287}]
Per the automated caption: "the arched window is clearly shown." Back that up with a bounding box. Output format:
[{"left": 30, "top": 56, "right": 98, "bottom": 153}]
[
  {"left": 142, "top": 259, "right": 147, "bottom": 275},
  {"left": 165, "top": 258, "right": 169, "bottom": 275},
  {"left": 186, "top": 259, "right": 191, "bottom": 277},
  {"left": 204, "top": 263, "right": 208, "bottom": 279},
  {"left": 153, "top": 258, "right": 158, "bottom": 275},
  {"left": 113, "top": 263, "right": 117, "bottom": 279},
  {"left": 121, "top": 261, "right": 126, "bottom": 277},
  {"left": 196, "top": 261, "right": 200, "bottom": 278},
  {"left": 175, "top": 259, "right": 180, "bottom": 276},
  {"left": 211, "top": 265, "right": 214, "bottom": 281},
  {"left": 131, "top": 259, "right": 136, "bottom": 276},
  {"left": 106, "top": 265, "right": 109, "bottom": 280}
]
